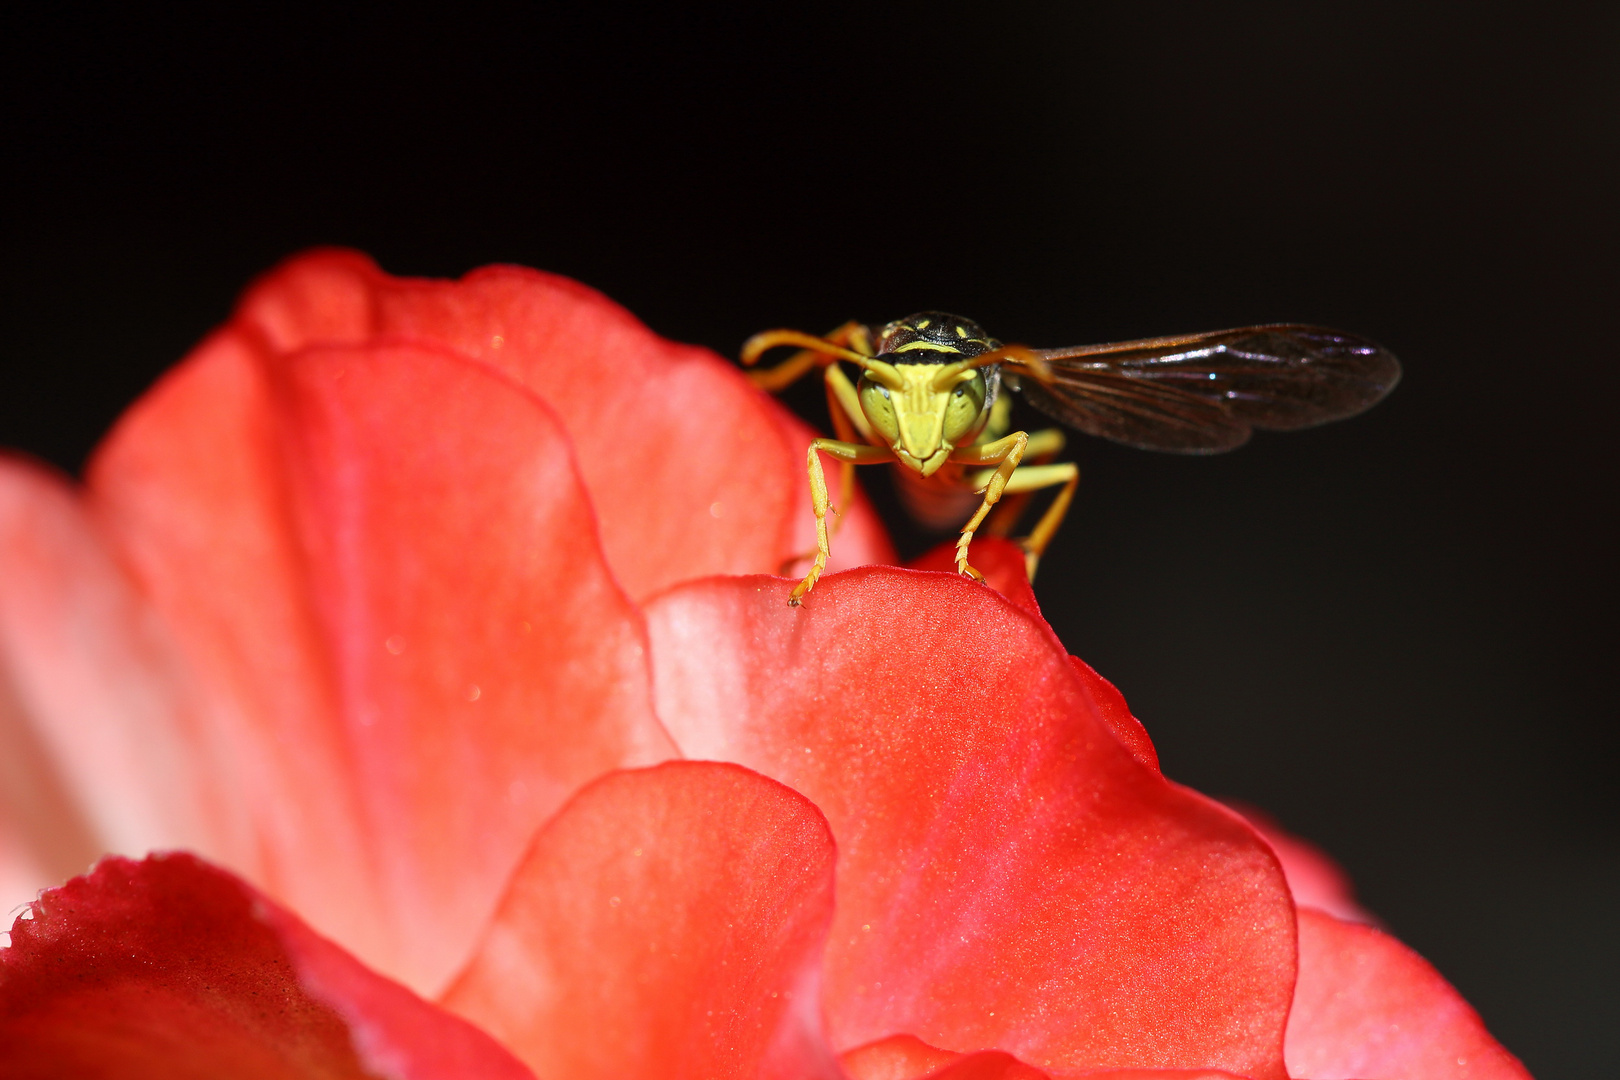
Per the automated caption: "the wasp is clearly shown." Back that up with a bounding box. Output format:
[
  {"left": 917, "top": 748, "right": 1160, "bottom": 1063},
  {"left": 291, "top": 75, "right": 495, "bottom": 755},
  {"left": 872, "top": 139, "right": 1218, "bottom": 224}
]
[{"left": 742, "top": 313, "right": 1401, "bottom": 606}]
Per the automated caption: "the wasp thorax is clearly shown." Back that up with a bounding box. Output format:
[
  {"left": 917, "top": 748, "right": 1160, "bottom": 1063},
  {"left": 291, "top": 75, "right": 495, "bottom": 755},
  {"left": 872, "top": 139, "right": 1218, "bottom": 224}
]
[{"left": 876, "top": 312, "right": 998, "bottom": 359}]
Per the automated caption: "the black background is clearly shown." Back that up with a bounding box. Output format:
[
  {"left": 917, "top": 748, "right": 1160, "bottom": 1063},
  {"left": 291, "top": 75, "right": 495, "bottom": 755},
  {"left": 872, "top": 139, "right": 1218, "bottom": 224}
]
[{"left": 3, "top": 4, "right": 1614, "bottom": 1076}]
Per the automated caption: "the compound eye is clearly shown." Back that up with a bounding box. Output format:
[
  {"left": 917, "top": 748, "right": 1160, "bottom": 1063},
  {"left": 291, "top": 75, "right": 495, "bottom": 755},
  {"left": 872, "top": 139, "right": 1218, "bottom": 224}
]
[
  {"left": 857, "top": 375, "right": 899, "bottom": 442},
  {"left": 942, "top": 371, "right": 987, "bottom": 442}
]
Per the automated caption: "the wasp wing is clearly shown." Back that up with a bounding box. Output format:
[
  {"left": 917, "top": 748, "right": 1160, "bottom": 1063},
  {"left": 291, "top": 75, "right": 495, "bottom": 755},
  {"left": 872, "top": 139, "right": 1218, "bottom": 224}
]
[{"left": 1013, "top": 325, "right": 1401, "bottom": 454}]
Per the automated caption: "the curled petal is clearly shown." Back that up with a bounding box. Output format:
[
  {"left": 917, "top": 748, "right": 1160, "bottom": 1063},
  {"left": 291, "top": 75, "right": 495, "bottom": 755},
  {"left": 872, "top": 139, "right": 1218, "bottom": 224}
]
[
  {"left": 0, "top": 853, "right": 532, "bottom": 1080},
  {"left": 443, "top": 761, "right": 841, "bottom": 1080},
  {"left": 229, "top": 249, "right": 892, "bottom": 600},
  {"left": 646, "top": 568, "right": 1296, "bottom": 1078},
  {"left": 1285, "top": 908, "right": 1530, "bottom": 1080}
]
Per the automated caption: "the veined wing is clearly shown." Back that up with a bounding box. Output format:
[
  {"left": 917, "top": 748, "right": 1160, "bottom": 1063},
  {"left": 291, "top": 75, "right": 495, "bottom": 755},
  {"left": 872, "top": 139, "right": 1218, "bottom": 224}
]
[{"left": 1015, "top": 325, "right": 1401, "bottom": 454}]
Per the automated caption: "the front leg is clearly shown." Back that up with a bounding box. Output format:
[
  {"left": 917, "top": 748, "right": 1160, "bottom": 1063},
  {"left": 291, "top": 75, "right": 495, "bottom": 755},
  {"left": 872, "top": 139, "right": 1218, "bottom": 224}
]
[
  {"left": 772, "top": 364, "right": 878, "bottom": 575},
  {"left": 947, "top": 431, "right": 1029, "bottom": 582},
  {"left": 791, "top": 438, "right": 892, "bottom": 606},
  {"left": 820, "top": 361, "right": 876, "bottom": 545},
  {"left": 971, "top": 461, "right": 1080, "bottom": 581},
  {"left": 985, "top": 427, "right": 1065, "bottom": 539}
]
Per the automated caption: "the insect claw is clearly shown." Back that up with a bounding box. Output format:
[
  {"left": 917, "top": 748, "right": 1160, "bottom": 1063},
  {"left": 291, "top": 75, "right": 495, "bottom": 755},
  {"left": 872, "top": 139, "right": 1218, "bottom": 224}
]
[{"left": 787, "top": 576, "right": 816, "bottom": 606}]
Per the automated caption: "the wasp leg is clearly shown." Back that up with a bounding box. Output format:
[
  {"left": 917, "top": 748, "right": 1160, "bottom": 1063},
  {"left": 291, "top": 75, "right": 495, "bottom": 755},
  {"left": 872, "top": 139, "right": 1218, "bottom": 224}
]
[
  {"left": 776, "top": 355, "right": 882, "bottom": 573},
  {"left": 984, "top": 427, "right": 1066, "bottom": 539},
  {"left": 791, "top": 438, "right": 893, "bottom": 606},
  {"left": 946, "top": 431, "right": 1030, "bottom": 583},
  {"left": 970, "top": 462, "right": 1080, "bottom": 581},
  {"left": 821, "top": 361, "right": 876, "bottom": 541},
  {"left": 745, "top": 321, "right": 873, "bottom": 392}
]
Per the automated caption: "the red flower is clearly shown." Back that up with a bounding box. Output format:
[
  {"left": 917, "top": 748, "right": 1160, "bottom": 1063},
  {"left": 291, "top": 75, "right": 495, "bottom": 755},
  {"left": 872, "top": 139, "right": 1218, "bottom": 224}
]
[{"left": 0, "top": 252, "right": 1527, "bottom": 1080}]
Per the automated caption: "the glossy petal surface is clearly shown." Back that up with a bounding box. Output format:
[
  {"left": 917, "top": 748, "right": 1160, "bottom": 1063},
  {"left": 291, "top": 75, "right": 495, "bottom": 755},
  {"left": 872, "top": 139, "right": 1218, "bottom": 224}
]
[
  {"left": 1285, "top": 908, "right": 1530, "bottom": 1080},
  {"left": 443, "top": 762, "right": 841, "bottom": 1080},
  {"left": 228, "top": 249, "right": 891, "bottom": 600},
  {"left": 0, "top": 853, "right": 532, "bottom": 1080},
  {"left": 86, "top": 335, "right": 674, "bottom": 993},
  {"left": 646, "top": 567, "right": 1296, "bottom": 1078}
]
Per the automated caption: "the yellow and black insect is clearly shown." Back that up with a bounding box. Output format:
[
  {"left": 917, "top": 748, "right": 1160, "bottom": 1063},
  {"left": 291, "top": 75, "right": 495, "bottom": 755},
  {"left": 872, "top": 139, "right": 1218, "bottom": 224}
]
[{"left": 743, "top": 313, "right": 1401, "bottom": 606}]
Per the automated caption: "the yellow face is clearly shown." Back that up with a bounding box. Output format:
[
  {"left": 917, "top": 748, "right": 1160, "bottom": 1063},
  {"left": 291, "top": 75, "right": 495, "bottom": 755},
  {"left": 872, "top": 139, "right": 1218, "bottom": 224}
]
[{"left": 858, "top": 363, "right": 989, "bottom": 475}]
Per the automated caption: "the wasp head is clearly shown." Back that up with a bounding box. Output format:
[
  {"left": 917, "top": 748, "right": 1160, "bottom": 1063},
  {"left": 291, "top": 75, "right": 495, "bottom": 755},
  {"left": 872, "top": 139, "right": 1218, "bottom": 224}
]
[{"left": 857, "top": 312, "right": 1001, "bottom": 475}]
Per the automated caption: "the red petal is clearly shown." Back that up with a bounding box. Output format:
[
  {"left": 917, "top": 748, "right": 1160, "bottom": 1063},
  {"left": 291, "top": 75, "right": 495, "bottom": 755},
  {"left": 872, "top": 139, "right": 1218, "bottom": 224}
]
[
  {"left": 0, "top": 809, "right": 49, "bottom": 915},
  {"left": 0, "top": 853, "right": 531, "bottom": 1080},
  {"left": 1226, "top": 805, "right": 1373, "bottom": 925},
  {"left": 907, "top": 540, "right": 1159, "bottom": 772},
  {"left": 85, "top": 334, "right": 674, "bottom": 993},
  {"left": 228, "top": 249, "right": 892, "bottom": 600},
  {"left": 842, "top": 1034, "right": 1049, "bottom": 1080},
  {"left": 0, "top": 456, "right": 232, "bottom": 901},
  {"left": 843, "top": 1034, "right": 967, "bottom": 1079},
  {"left": 907, "top": 537, "right": 1042, "bottom": 619},
  {"left": 915, "top": 1054, "right": 1051, "bottom": 1080},
  {"left": 1285, "top": 908, "right": 1530, "bottom": 1080},
  {"left": 1066, "top": 655, "right": 1160, "bottom": 773},
  {"left": 645, "top": 568, "right": 1296, "bottom": 1078},
  {"left": 841, "top": 1034, "right": 1249, "bottom": 1080},
  {"left": 442, "top": 761, "right": 842, "bottom": 1080}
]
